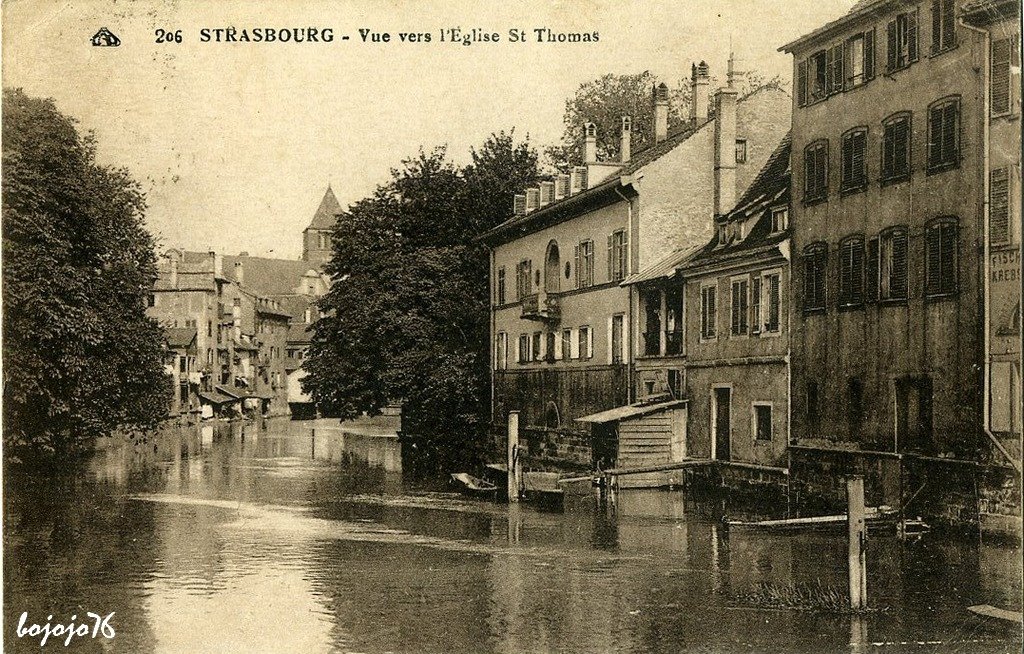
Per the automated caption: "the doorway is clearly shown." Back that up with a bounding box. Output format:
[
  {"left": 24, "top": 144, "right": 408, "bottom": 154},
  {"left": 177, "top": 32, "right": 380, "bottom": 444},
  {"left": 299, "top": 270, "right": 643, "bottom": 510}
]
[
  {"left": 895, "top": 376, "right": 933, "bottom": 454},
  {"left": 713, "top": 387, "right": 731, "bottom": 461}
]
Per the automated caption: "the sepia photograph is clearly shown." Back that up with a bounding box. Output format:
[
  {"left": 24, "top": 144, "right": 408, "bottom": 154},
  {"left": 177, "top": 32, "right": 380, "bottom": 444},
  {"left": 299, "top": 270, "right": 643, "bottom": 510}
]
[{"left": 2, "top": 0, "right": 1022, "bottom": 651}]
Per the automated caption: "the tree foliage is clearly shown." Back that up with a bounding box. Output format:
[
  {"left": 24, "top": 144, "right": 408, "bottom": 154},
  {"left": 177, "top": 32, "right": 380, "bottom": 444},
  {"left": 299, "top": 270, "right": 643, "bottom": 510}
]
[
  {"left": 546, "top": 69, "right": 784, "bottom": 169},
  {"left": 304, "top": 132, "right": 539, "bottom": 472},
  {"left": 2, "top": 88, "right": 171, "bottom": 461}
]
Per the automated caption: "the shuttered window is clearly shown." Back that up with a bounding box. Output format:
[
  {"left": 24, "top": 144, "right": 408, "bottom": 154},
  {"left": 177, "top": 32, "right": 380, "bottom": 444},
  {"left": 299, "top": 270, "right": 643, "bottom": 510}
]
[
  {"left": 844, "top": 30, "right": 875, "bottom": 89},
  {"left": 991, "top": 37, "right": 1018, "bottom": 116},
  {"left": 927, "top": 98, "right": 959, "bottom": 172},
  {"left": 925, "top": 218, "right": 958, "bottom": 297},
  {"left": 841, "top": 128, "right": 868, "bottom": 192},
  {"left": 578, "top": 326, "right": 593, "bottom": 359},
  {"left": 866, "top": 237, "right": 880, "bottom": 301},
  {"left": 990, "top": 168, "right": 1010, "bottom": 245},
  {"left": 751, "top": 276, "right": 762, "bottom": 335},
  {"left": 881, "top": 113, "right": 912, "bottom": 182},
  {"left": 803, "top": 243, "right": 828, "bottom": 311},
  {"left": 767, "top": 274, "right": 781, "bottom": 333},
  {"left": 496, "top": 267, "right": 506, "bottom": 304},
  {"left": 575, "top": 239, "right": 594, "bottom": 288},
  {"left": 887, "top": 9, "right": 919, "bottom": 71},
  {"left": 532, "top": 332, "right": 542, "bottom": 362},
  {"left": 517, "top": 334, "right": 529, "bottom": 364},
  {"left": 797, "top": 59, "right": 808, "bottom": 106},
  {"left": 561, "top": 329, "right": 573, "bottom": 361},
  {"left": 516, "top": 260, "right": 532, "bottom": 300},
  {"left": 731, "top": 278, "right": 749, "bottom": 336},
  {"left": 804, "top": 140, "right": 829, "bottom": 202},
  {"left": 839, "top": 236, "right": 865, "bottom": 307},
  {"left": 825, "top": 44, "right": 844, "bottom": 95},
  {"left": 810, "top": 50, "right": 828, "bottom": 101},
  {"left": 608, "top": 230, "right": 628, "bottom": 282},
  {"left": 880, "top": 227, "right": 909, "bottom": 300},
  {"left": 701, "top": 284, "right": 717, "bottom": 339},
  {"left": 930, "top": 0, "right": 956, "bottom": 54}
]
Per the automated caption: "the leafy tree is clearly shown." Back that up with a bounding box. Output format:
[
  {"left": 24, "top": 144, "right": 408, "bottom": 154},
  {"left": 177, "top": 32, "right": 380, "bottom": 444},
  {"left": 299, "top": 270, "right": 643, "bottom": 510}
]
[
  {"left": 2, "top": 88, "right": 171, "bottom": 462},
  {"left": 304, "top": 132, "right": 539, "bottom": 472},
  {"left": 547, "top": 69, "right": 784, "bottom": 169}
]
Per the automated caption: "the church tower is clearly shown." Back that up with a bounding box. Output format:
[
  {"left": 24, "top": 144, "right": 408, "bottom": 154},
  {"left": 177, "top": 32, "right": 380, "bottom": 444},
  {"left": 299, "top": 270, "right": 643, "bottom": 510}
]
[{"left": 302, "top": 185, "right": 341, "bottom": 268}]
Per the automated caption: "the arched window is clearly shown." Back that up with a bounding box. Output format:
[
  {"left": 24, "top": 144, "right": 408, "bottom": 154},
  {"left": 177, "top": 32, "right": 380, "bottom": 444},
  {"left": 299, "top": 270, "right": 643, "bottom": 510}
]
[{"left": 544, "top": 240, "right": 561, "bottom": 293}]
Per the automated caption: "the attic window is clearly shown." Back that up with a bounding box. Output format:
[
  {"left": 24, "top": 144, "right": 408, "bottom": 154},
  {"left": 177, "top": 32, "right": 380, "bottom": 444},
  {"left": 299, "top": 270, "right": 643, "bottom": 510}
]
[
  {"left": 735, "top": 140, "right": 747, "bottom": 164},
  {"left": 716, "top": 224, "right": 728, "bottom": 246},
  {"left": 771, "top": 208, "right": 789, "bottom": 233}
]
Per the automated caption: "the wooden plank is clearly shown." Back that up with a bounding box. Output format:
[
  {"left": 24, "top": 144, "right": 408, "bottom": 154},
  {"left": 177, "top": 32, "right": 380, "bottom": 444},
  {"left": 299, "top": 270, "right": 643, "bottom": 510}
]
[
  {"left": 968, "top": 605, "right": 1024, "bottom": 624},
  {"left": 603, "top": 459, "right": 711, "bottom": 475}
]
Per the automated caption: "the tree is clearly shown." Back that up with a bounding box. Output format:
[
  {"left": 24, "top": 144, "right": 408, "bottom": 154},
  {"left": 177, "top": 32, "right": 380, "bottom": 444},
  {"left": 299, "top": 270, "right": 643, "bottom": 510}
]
[
  {"left": 304, "top": 132, "right": 539, "bottom": 472},
  {"left": 546, "top": 69, "right": 784, "bottom": 169},
  {"left": 2, "top": 88, "right": 171, "bottom": 462}
]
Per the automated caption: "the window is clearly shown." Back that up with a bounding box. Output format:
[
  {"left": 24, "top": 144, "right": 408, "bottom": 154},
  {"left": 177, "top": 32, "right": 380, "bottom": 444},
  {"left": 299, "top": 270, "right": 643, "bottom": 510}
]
[
  {"left": 496, "top": 267, "right": 506, "bottom": 305},
  {"left": 847, "top": 377, "right": 864, "bottom": 440},
  {"left": 318, "top": 232, "right": 330, "bottom": 249},
  {"left": 930, "top": 0, "right": 956, "bottom": 55},
  {"left": 804, "top": 140, "right": 829, "bottom": 202},
  {"left": 991, "top": 37, "right": 1019, "bottom": 116},
  {"left": 841, "top": 128, "right": 868, "bottom": 193},
  {"left": 771, "top": 208, "right": 788, "bottom": 233},
  {"left": 838, "top": 236, "right": 865, "bottom": 307},
  {"left": 809, "top": 49, "right": 828, "bottom": 101},
  {"left": 179, "top": 355, "right": 187, "bottom": 373},
  {"left": 700, "top": 283, "right": 717, "bottom": 339},
  {"left": 608, "top": 230, "right": 628, "bottom": 282},
  {"left": 881, "top": 113, "right": 912, "bottom": 183},
  {"left": 578, "top": 326, "right": 593, "bottom": 359},
  {"left": 611, "top": 314, "right": 625, "bottom": 364},
  {"left": 517, "top": 334, "right": 530, "bottom": 363},
  {"left": 927, "top": 97, "right": 959, "bottom": 172},
  {"left": 754, "top": 404, "right": 772, "bottom": 441},
  {"left": 845, "top": 29, "right": 876, "bottom": 89},
  {"left": 643, "top": 291, "right": 662, "bottom": 356},
  {"left": 735, "top": 139, "right": 747, "bottom": 163},
  {"left": 495, "top": 332, "right": 508, "bottom": 370},
  {"left": 147, "top": 294, "right": 156, "bottom": 307},
  {"left": 515, "top": 260, "right": 532, "bottom": 300},
  {"left": 730, "top": 277, "right": 749, "bottom": 336},
  {"left": 925, "top": 217, "right": 958, "bottom": 297},
  {"left": 990, "top": 168, "right": 1010, "bottom": 245},
  {"left": 826, "top": 43, "right": 844, "bottom": 95},
  {"left": 751, "top": 276, "right": 761, "bottom": 336},
  {"left": 575, "top": 240, "right": 595, "bottom": 288},
  {"left": 803, "top": 243, "right": 828, "bottom": 311},
  {"left": 665, "top": 286, "right": 684, "bottom": 355},
  {"left": 887, "top": 8, "right": 920, "bottom": 71},
  {"left": 755, "top": 271, "right": 782, "bottom": 334},
  {"left": 207, "top": 320, "right": 213, "bottom": 337},
  {"left": 532, "top": 332, "right": 542, "bottom": 362},
  {"left": 716, "top": 223, "right": 728, "bottom": 246},
  {"left": 801, "top": 46, "right": 844, "bottom": 103},
  {"left": 876, "top": 227, "right": 909, "bottom": 301},
  {"left": 545, "top": 331, "right": 556, "bottom": 363},
  {"left": 561, "top": 328, "right": 572, "bottom": 361}
]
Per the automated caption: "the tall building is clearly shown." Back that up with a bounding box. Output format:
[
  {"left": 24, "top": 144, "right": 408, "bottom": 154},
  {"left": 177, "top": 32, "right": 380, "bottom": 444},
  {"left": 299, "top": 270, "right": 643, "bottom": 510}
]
[{"left": 302, "top": 185, "right": 342, "bottom": 267}]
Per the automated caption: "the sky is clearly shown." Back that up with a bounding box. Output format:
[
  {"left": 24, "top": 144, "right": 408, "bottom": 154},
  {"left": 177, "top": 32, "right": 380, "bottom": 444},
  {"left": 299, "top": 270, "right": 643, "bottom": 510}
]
[{"left": 3, "top": 0, "right": 857, "bottom": 259}]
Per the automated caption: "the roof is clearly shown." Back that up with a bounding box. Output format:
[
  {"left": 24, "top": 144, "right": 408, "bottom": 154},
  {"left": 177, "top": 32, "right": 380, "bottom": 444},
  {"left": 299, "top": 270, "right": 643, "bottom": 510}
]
[
  {"left": 270, "top": 294, "right": 318, "bottom": 321},
  {"left": 576, "top": 399, "right": 687, "bottom": 424},
  {"left": 287, "top": 322, "right": 314, "bottom": 344},
  {"left": 164, "top": 327, "right": 197, "bottom": 349},
  {"left": 478, "top": 119, "right": 710, "bottom": 246},
  {"left": 622, "top": 243, "right": 703, "bottom": 286},
  {"left": 961, "top": 0, "right": 1019, "bottom": 24},
  {"left": 223, "top": 255, "right": 321, "bottom": 296},
  {"left": 216, "top": 385, "right": 245, "bottom": 399},
  {"left": 284, "top": 358, "right": 303, "bottom": 372},
  {"left": 779, "top": 0, "right": 891, "bottom": 53},
  {"left": 681, "top": 134, "right": 791, "bottom": 270},
  {"left": 306, "top": 186, "right": 342, "bottom": 231},
  {"left": 199, "top": 390, "right": 236, "bottom": 405}
]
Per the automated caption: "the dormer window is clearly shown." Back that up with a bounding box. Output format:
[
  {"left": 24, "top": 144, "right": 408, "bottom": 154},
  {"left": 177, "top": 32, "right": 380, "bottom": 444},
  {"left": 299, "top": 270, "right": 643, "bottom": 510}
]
[
  {"left": 717, "top": 224, "right": 728, "bottom": 245},
  {"left": 771, "top": 208, "right": 789, "bottom": 233}
]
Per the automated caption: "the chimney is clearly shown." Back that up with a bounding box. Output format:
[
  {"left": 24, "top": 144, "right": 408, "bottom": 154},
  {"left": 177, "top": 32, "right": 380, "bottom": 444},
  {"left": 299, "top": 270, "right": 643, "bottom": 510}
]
[
  {"left": 525, "top": 188, "right": 540, "bottom": 213},
  {"left": 691, "top": 61, "right": 710, "bottom": 124},
  {"left": 540, "top": 181, "right": 555, "bottom": 206},
  {"left": 713, "top": 83, "right": 739, "bottom": 216},
  {"left": 169, "top": 257, "right": 178, "bottom": 288},
  {"left": 727, "top": 52, "right": 744, "bottom": 90},
  {"left": 620, "top": 116, "right": 632, "bottom": 163},
  {"left": 210, "top": 251, "right": 223, "bottom": 279},
  {"left": 652, "top": 83, "right": 669, "bottom": 143},
  {"left": 234, "top": 260, "right": 244, "bottom": 286},
  {"left": 583, "top": 122, "right": 598, "bottom": 164},
  {"left": 513, "top": 194, "right": 527, "bottom": 216},
  {"left": 554, "top": 174, "right": 570, "bottom": 200}
]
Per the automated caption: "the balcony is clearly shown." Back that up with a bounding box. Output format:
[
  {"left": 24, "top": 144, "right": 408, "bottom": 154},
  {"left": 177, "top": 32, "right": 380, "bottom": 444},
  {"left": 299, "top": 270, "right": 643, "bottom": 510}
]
[
  {"left": 642, "top": 330, "right": 684, "bottom": 357},
  {"left": 521, "top": 293, "right": 561, "bottom": 322}
]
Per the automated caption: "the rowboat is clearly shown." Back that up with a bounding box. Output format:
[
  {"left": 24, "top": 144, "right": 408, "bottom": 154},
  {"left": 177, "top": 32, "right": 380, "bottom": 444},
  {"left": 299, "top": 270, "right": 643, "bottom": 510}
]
[{"left": 450, "top": 472, "right": 497, "bottom": 497}]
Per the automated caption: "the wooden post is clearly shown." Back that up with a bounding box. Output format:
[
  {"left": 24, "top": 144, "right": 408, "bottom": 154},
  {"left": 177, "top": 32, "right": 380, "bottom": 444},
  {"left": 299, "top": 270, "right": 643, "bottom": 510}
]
[
  {"left": 508, "top": 412, "right": 521, "bottom": 503},
  {"left": 847, "top": 476, "right": 868, "bottom": 610}
]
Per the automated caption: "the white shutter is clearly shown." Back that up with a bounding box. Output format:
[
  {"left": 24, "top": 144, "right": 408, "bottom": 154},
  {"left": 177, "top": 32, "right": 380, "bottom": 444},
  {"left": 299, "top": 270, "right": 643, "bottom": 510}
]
[
  {"left": 607, "top": 317, "right": 614, "bottom": 364},
  {"left": 554, "top": 330, "right": 563, "bottom": 360},
  {"left": 570, "top": 328, "right": 580, "bottom": 359}
]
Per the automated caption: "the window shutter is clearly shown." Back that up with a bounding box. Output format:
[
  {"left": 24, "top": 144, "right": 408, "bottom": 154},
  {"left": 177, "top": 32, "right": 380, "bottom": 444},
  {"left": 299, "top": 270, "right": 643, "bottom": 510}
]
[
  {"left": 865, "top": 29, "right": 876, "bottom": 79},
  {"left": 851, "top": 239, "right": 864, "bottom": 304},
  {"left": 853, "top": 131, "right": 866, "bottom": 186},
  {"left": 990, "top": 168, "right": 1010, "bottom": 244},
  {"left": 804, "top": 256, "right": 815, "bottom": 309},
  {"left": 887, "top": 20, "right": 898, "bottom": 71},
  {"left": 708, "top": 287, "right": 716, "bottom": 336},
  {"left": 882, "top": 124, "right": 894, "bottom": 179},
  {"left": 623, "top": 230, "right": 630, "bottom": 276},
  {"left": 816, "top": 145, "right": 828, "bottom": 196},
  {"left": 553, "top": 329, "right": 562, "bottom": 360},
  {"left": 908, "top": 9, "right": 919, "bottom": 61},
  {"left": 942, "top": 102, "right": 957, "bottom": 165},
  {"left": 931, "top": 0, "right": 941, "bottom": 54},
  {"left": 570, "top": 328, "right": 579, "bottom": 359},
  {"left": 730, "top": 283, "right": 739, "bottom": 334},
  {"left": 825, "top": 47, "right": 835, "bottom": 95},
  {"left": 892, "top": 229, "right": 908, "bottom": 299},
  {"left": 574, "top": 245, "right": 581, "bottom": 289},
  {"left": 797, "top": 60, "right": 808, "bottom": 106},
  {"left": 840, "top": 240, "right": 853, "bottom": 304},
  {"left": 751, "top": 276, "right": 762, "bottom": 334},
  {"left": 992, "top": 38, "right": 1012, "bottom": 114},
  {"left": 926, "top": 225, "right": 941, "bottom": 295},
  {"left": 607, "top": 234, "right": 614, "bottom": 282},
  {"left": 768, "top": 275, "right": 780, "bottom": 331},
  {"left": 942, "top": 0, "right": 955, "bottom": 51},
  {"left": 842, "top": 135, "right": 854, "bottom": 188},
  {"left": 928, "top": 105, "right": 943, "bottom": 168},
  {"left": 940, "top": 222, "right": 956, "bottom": 293},
  {"left": 895, "top": 117, "right": 909, "bottom": 176},
  {"left": 866, "top": 237, "right": 879, "bottom": 301},
  {"left": 832, "top": 44, "right": 844, "bottom": 93}
]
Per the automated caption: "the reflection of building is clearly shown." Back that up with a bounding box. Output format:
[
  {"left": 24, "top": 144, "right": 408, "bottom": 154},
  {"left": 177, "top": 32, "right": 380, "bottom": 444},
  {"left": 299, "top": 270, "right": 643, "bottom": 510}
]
[{"left": 480, "top": 58, "right": 790, "bottom": 468}]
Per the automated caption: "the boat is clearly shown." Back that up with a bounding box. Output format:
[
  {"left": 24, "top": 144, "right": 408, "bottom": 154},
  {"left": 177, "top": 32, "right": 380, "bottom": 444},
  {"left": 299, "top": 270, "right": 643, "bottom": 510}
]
[{"left": 450, "top": 472, "right": 498, "bottom": 497}]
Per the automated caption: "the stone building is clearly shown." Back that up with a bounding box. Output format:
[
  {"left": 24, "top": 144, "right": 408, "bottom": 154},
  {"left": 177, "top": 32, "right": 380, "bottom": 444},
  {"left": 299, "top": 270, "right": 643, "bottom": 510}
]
[
  {"left": 302, "top": 185, "right": 342, "bottom": 267},
  {"left": 479, "top": 59, "right": 791, "bottom": 468}
]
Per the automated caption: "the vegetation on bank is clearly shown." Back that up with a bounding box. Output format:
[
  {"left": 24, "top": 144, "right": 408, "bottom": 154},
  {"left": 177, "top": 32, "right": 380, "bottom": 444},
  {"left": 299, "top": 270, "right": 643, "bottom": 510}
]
[{"left": 2, "top": 88, "right": 171, "bottom": 462}]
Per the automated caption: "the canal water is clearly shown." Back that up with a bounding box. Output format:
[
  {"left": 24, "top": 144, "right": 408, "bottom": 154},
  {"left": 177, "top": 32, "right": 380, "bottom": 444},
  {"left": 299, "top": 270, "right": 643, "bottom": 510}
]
[{"left": 3, "top": 418, "right": 1021, "bottom": 653}]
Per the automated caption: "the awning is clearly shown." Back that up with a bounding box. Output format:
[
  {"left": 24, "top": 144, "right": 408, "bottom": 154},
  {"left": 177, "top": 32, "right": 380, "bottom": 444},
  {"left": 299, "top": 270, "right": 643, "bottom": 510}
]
[
  {"left": 199, "top": 391, "right": 236, "bottom": 405},
  {"left": 576, "top": 399, "right": 687, "bottom": 424},
  {"left": 215, "top": 385, "right": 245, "bottom": 399},
  {"left": 621, "top": 244, "right": 702, "bottom": 286}
]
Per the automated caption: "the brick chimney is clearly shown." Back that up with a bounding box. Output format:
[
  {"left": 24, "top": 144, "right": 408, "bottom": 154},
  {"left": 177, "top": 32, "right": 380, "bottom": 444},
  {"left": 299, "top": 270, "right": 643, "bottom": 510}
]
[
  {"left": 713, "top": 81, "right": 739, "bottom": 216},
  {"left": 234, "top": 260, "right": 244, "bottom": 286},
  {"left": 583, "top": 122, "right": 597, "bottom": 164},
  {"left": 652, "top": 83, "right": 669, "bottom": 143},
  {"left": 620, "top": 116, "right": 632, "bottom": 163},
  {"left": 691, "top": 61, "right": 710, "bottom": 124}
]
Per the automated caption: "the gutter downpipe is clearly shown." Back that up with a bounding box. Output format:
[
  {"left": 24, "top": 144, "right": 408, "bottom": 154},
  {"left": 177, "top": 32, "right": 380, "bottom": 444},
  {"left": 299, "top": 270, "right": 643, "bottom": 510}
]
[
  {"left": 615, "top": 185, "right": 635, "bottom": 403},
  {"left": 490, "top": 245, "right": 497, "bottom": 430},
  {"left": 960, "top": 17, "right": 1020, "bottom": 474}
]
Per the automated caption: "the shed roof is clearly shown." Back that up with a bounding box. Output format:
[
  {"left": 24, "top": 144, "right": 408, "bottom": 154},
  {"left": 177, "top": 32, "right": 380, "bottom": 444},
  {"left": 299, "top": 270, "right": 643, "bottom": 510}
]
[
  {"left": 576, "top": 399, "right": 687, "bottom": 424},
  {"left": 164, "top": 327, "right": 197, "bottom": 349}
]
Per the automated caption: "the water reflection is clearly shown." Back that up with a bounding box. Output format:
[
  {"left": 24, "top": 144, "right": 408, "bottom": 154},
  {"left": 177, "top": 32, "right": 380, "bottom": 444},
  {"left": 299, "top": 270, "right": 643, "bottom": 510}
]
[{"left": 3, "top": 417, "right": 1021, "bottom": 653}]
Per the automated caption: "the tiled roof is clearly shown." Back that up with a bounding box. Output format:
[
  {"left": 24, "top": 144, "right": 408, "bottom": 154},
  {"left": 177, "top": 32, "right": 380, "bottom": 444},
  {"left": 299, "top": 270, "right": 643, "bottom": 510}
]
[
  {"left": 164, "top": 327, "right": 197, "bottom": 349},
  {"left": 223, "top": 255, "right": 321, "bottom": 296},
  {"left": 287, "top": 322, "right": 314, "bottom": 344},
  {"left": 270, "top": 294, "right": 318, "bottom": 321},
  {"left": 779, "top": 0, "right": 888, "bottom": 52},
  {"left": 306, "top": 186, "right": 342, "bottom": 231}
]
